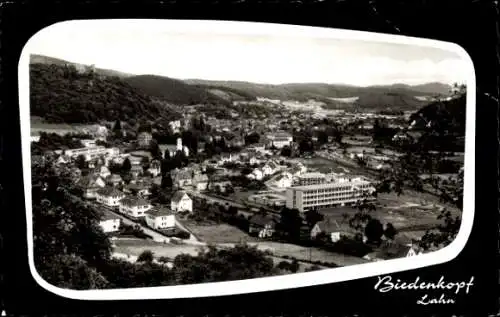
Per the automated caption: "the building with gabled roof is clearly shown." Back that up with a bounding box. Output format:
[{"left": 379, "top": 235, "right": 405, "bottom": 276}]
[
  {"left": 145, "top": 207, "right": 176, "bottom": 230},
  {"left": 170, "top": 191, "right": 193, "bottom": 213},
  {"left": 248, "top": 214, "right": 279, "bottom": 238},
  {"left": 77, "top": 174, "right": 106, "bottom": 199},
  {"left": 99, "top": 210, "right": 121, "bottom": 233},
  {"left": 119, "top": 196, "right": 152, "bottom": 218},
  {"left": 96, "top": 187, "right": 125, "bottom": 207}
]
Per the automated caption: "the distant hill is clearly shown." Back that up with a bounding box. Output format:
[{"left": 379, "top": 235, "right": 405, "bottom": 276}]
[
  {"left": 375, "top": 82, "right": 452, "bottom": 96},
  {"left": 184, "top": 79, "right": 442, "bottom": 110},
  {"left": 124, "top": 75, "right": 236, "bottom": 106},
  {"left": 409, "top": 93, "right": 466, "bottom": 136},
  {"left": 30, "top": 54, "right": 134, "bottom": 79},
  {"left": 30, "top": 63, "right": 169, "bottom": 123}
]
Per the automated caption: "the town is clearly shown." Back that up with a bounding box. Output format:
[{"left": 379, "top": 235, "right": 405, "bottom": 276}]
[{"left": 31, "top": 89, "right": 465, "bottom": 273}]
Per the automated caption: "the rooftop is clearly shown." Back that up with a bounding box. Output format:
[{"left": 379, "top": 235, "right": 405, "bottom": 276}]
[
  {"left": 100, "top": 210, "right": 120, "bottom": 221},
  {"left": 145, "top": 207, "right": 175, "bottom": 217},
  {"left": 289, "top": 179, "right": 371, "bottom": 191},
  {"left": 97, "top": 187, "right": 124, "bottom": 197},
  {"left": 120, "top": 196, "right": 150, "bottom": 207},
  {"left": 171, "top": 191, "right": 190, "bottom": 203}
]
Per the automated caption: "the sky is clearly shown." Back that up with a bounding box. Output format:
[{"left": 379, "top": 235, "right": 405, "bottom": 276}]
[{"left": 24, "top": 20, "right": 470, "bottom": 87}]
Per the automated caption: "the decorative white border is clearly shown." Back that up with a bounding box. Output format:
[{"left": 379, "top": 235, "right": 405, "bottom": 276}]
[{"left": 18, "top": 19, "right": 476, "bottom": 301}]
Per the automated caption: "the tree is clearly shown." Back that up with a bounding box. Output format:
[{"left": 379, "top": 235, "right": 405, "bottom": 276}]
[
  {"left": 137, "top": 250, "right": 154, "bottom": 263},
  {"left": 161, "top": 173, "right": 173, "bottom": 189},
  {"left": 384, "top": 222, "right": 398, "bottom": 240},
  {"left": 280, "top": 145, "right": 292, "bottom": 157},
  {"left": 364, "top": 218, "right": 384, "bottom": 244},
  {"left": 76, "top": 154, "right": 87, "bottom": 170},
  {"left": 304, "top": 209, "right": 324, "bottom": 228},
  {"left": 245, "top": 132, "right": 260, "bottom": 145},
  {"left": 121, "top": 158, "right": 132, "bottom": 173},
  {"left": 150, "top": 140, "right": 162, "bottom": 160},
  {"left": 227, "top": 206, "right": 238, "bottom": 216},
  {"left": 279, "top": 208, "right": 303, "bottom": 241},
  {"left": 113, "top": 119, "right": 122, "bottom": 132}
]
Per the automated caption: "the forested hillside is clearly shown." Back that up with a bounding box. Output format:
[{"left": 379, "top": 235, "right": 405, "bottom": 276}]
[
  {"left": 124, "top": 75, "right": 233, "bottom": 106},
  {"left": 30, "top": 63, "right": 169, "bottom": 123}
]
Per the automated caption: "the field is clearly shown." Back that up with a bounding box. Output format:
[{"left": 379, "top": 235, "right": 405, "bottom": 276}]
[
  {"left": 31, "top": 116, "right": 99, "bottom": 136},
  {"left": 112, "top": 237, "right": 368, "bottom": 267},
  {"left": 292, "top": 157, "right": 351, "bottom": 174},
  {"left": 181, "top": 220, "right": 259, "bottom": 244}
]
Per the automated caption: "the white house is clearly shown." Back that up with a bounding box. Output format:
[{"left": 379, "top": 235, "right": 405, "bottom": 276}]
[
  {"left": 119, "top": 196, "right": 152, "bottom": 218},
  {"left": 147, "top": 160, "right": 161, "bottom": 177},
  {"left": 310, "top": 219, "right": 354, "bottom": 243},
  {"left": 77, "top": 174, "right": 106, "bottom": 199},
  {"left": 81, "top": 139, "right": 97, "bottom": 148},
  {"left": 99, "top": 166, "right": 111, "bottom": 178},
  {"left": 145, "top": 208, "right": 176, "bottom": 230},
  {"left": 249, "top": 156, "right": 262, "bottom": 165},
  {"left": 99, "top": 210, "right": 121, "bottom": 233},
  {"left": 171, "top": 191, "right": 193, "bottom": 213},
  {"left": 96, "top": 187, "right": 125, "bottom": 208},
  {"left": 193, "top": 173, "right": 209, "bottom": 191},
  {"left": 273, "top": 174, "right": 293, "bottom": 188},
  {"left": 262, "top": 164, "right": 276, "bottom": 176},
  {"left": 248, "top": 169, "right": 264, "bottom": 181}
]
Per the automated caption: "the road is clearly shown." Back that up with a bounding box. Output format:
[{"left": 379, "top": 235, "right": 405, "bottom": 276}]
[{"left": 184, "top": 189, "right": 246, "bottom": 209}]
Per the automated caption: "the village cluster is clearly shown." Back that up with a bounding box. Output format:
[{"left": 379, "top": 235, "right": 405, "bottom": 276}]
[{"left": 31, "top": 95, "right": 452, "bottom": 264}]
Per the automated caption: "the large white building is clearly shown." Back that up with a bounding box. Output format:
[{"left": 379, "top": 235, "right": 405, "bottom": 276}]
[
  {"left": 266, "top": 132, "right": 293, "bottom": 149},
  {"left": 285, "top": 178, "right": 375, "bottom": 212},
  {"left": 65, "top": 146, "right": 119, "bottom": 161},
  {"left": 295, "top": 172, "right": 327, "bottom": 186}
]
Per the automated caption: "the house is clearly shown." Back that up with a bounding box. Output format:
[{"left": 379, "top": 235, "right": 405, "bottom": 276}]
[
  {"left": 273, "top": 174, "right": 293, "bottom": 188},
  {"left": 55, "top": 155, "right": 71, "bottom": 165},
  {"left": 69, "top": 167, "right": 82, "bottom": 180},
  {"left": 96, "top": 187, "right": 125, "bottom": 208},
  {"left": 249, "top": 156, "right": 262, "bottom": 165},
  {"left": 220, "top": 153, "right": 234, "bottom": 164},
  {"left": 262, "top": 164, "right": 275, "bottom": 176},
  {"left": 248, "top": 143, "right": 267, "bottom": 153},
  {"left": 248, "top": 169, "right": 264, "bottom": 181},
  {"left": 99, "top": 166, "right": 111, "bottom": 178},
  {"left": 171, "top": 168, "right": 193, "bottom": 188},
  {"left": 119, "top": 196, "right": 152, "bottom": 218},
  {"left": 130, "top": 165, "right": 143, "bottom": 178},
  {"left": 81, "top": 139, "right": 97, "bottom": 148},
  {"left": 147, "top": 160, "right": 161, "bottom": 177},
  {"left": 160, "top": 144, "right": 179, "bottom": 158},
  {"left": 77, "top": 174, "right": 106, "bottom": 199},
  {"left": 363, "top": 240, "right": 424, "bottom": 262},
  {"left": 170, "top": 191, "right": 193, "bottom": 213},
  {"left": 137, "top": 132, "right": 153, "bottom": 148},
  {"left": 145, "top": 208, "right": 176, "bottom": 230},
  {"left": 107, "top": 174, "right": 123, "bottom": 187},
  {"left": 310, "top": 219, "right": 354, "bottom": 243},
  {"left": 98, "top": 210, "right": 121, "bottom": 233},
  {"left": 192, "top": 173, "right": 209, "bottom": 191},
  {"left": 248, "top": 214, "right": 278, "bottom": 238},
  {"left": 169, "top": 120, "right": 181, "bottom": 134},
  {"left": 208, "top": 179, "right": 232, "bottom": 193},
  {"left": 123, "top": 182, "right": 150, "bottom": 197}
]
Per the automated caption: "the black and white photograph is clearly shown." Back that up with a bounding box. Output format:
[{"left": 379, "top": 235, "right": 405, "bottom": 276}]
[{"left": 23, "top": 20, "right": 472, "bottom": 293}]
